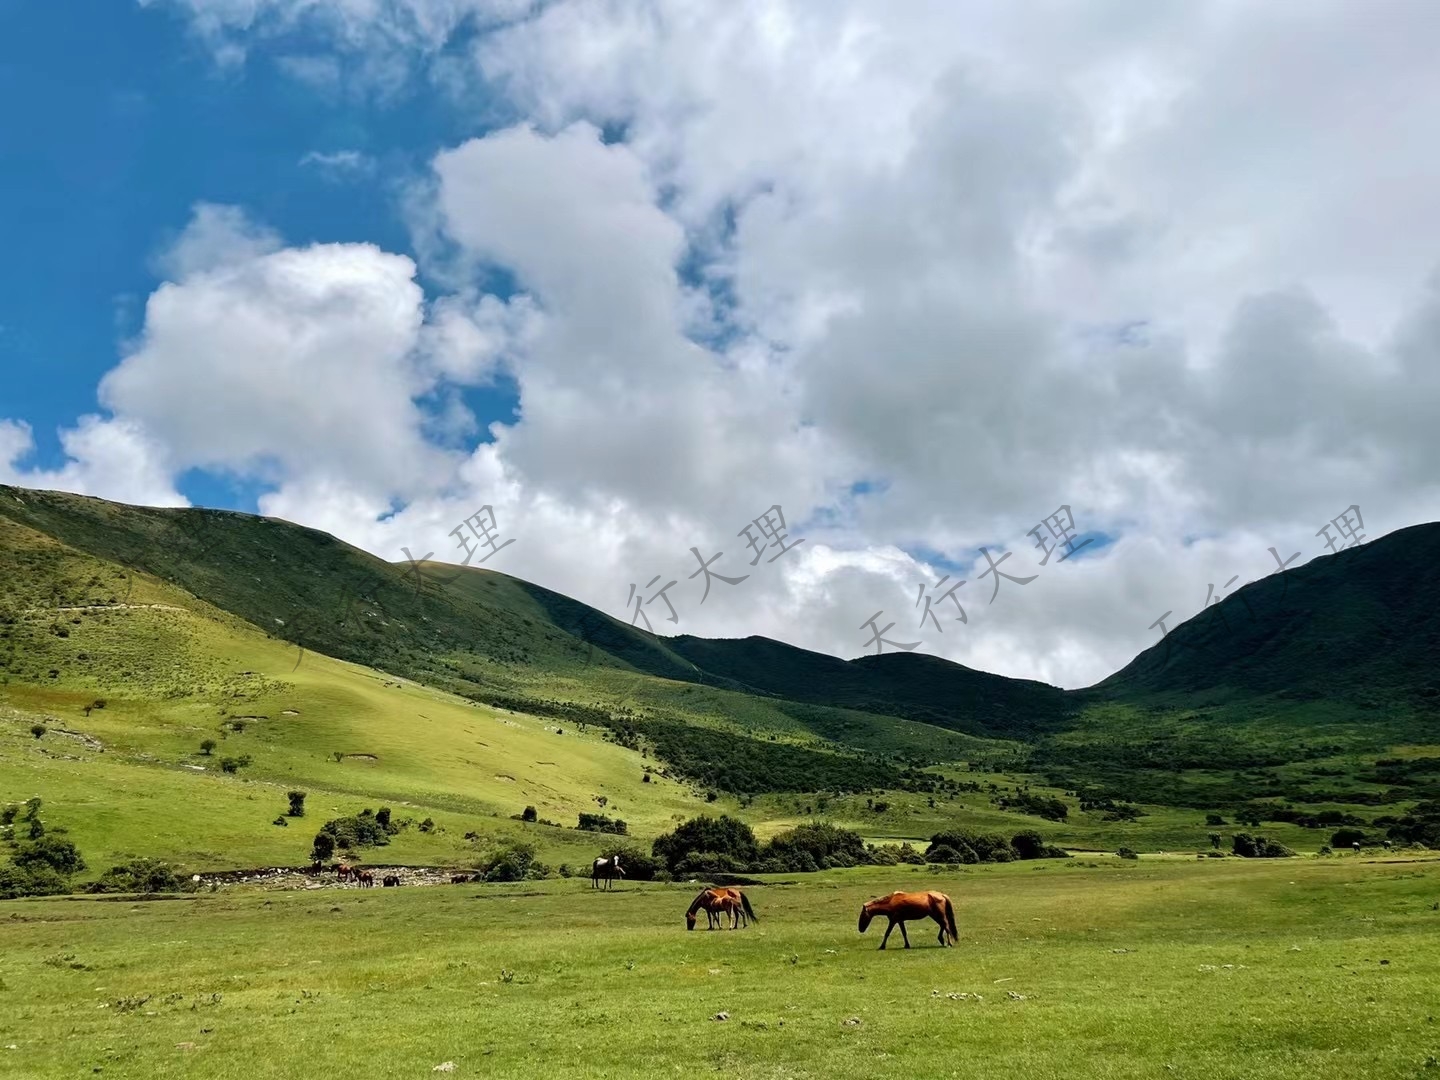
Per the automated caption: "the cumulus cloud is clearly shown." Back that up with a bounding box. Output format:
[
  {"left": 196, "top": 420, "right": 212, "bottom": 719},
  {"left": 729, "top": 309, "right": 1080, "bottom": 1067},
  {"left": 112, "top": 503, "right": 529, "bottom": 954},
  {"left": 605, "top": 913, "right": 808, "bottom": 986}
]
[
  {"left": 0, "top": 416, "right": 186, "bottom": 507},
  {"left": 298, "top": 148, "right": 376, "bottom": 178},
  {"left": 35, "top": 0, "right": 1440, "bottom": 686}
]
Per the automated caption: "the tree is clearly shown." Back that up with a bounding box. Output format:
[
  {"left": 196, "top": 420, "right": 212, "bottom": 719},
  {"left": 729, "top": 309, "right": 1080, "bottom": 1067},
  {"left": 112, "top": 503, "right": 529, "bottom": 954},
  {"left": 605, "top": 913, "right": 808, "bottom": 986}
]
[
  {"left": 30, "top": 724, "right": 46, "bottom": 739},
  {"left": 200, "top": 739, "right": 216, "bottom": 756},
  {"left": 311, "top": 832, "right": 336, "bottom": 862},
  {"left": 287, "top": 791, "right": 306, "bottom": 817},
  {"left": 1330, "top": 827, "right": 1369, "bottom": 849}
]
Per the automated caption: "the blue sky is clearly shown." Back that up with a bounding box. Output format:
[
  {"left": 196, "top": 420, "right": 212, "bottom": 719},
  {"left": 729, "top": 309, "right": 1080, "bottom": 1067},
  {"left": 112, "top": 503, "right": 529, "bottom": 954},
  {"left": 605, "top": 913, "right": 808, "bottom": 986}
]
[{"left": 0, "top": 0, "right": 516, "bottom": 511}]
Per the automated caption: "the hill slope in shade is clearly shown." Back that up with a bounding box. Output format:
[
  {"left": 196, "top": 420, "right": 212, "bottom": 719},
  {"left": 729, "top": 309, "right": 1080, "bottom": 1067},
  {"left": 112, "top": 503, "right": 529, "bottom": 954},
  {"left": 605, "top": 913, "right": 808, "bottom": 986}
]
[{"left": 1093, "top": 520, "right": 1440, "bottom": 716}]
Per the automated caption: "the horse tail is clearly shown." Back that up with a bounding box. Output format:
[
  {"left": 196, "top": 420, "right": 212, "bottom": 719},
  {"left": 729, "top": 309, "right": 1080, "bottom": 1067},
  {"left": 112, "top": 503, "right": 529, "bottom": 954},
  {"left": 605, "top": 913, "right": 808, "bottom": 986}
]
[
  {"left": 943, "top": 895, "right": 958, "bottom": 944},
  {"left": 740, "top": 892, "right": 758, "bottom": 923}
]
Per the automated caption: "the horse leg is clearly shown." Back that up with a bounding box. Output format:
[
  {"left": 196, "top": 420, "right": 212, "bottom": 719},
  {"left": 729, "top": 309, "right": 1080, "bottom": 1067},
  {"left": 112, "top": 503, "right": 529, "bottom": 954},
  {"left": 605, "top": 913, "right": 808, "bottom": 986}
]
[
  {"left": 879, "top": 920, "right": 895, "bottom": 950},
  {"left": 899, "top": 921, "right": 911, "bottom": 949}
]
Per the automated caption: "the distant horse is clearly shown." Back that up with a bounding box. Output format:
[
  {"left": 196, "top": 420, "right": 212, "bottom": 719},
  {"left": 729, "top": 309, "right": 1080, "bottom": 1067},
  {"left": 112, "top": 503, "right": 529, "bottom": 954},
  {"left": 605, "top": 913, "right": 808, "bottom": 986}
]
[
  {"left": 592, "top": 856, "right": 625, "bottom": 891},
  {"left": 336, "top": 863, "right": 353, "bottom": 882},
  {"left": 309, "top": 860, "right": 324, "bottom": 874},
  {"left": 451, "top": 874, "right": 472, "bottom": 884},
  {"left": 859, "top": 891, "right": 958, "bottom": 950},
  {"left": 356, "top": 871, "right": 375, "bottom": 888},
  {"left": 382, "top": 874, "right": 400, "bottom": 887},
  {"left": 686, "top": 887, "right": 758, "bottom": 930}
]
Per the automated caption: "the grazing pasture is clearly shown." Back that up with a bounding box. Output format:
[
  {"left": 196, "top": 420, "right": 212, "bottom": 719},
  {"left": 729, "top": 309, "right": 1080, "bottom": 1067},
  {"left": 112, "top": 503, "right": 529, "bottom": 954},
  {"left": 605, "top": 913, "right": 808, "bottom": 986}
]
[{"left": 1, "top": 857, "right": 1435, "bottom": 1080}]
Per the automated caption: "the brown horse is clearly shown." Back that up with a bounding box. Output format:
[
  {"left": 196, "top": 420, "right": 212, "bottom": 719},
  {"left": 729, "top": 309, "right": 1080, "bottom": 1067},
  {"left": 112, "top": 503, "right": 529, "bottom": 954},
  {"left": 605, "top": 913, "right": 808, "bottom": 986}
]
[
  {"left": 451, "top": 874, "right": 472, "bottom": 884},
  {"left": 382, "top": 874, "right": 400, "bottom": 887},
  {"left": 858, "top": 891, "right": 958, "bottom": 950},
  {"left": 356, "top": 871, "right": 375, "bottom": 888},
  {"left": 336, "top": 863, "right": 353, "bottom": 882},
  {"left": 686, "top": 887, "right": 758, "bottom": 930}
]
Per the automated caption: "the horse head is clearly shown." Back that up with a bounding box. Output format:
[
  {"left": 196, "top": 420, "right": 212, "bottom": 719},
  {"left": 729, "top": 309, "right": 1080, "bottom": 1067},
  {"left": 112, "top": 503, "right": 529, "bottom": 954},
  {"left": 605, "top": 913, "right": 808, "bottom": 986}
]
[
  {"left": 686, "top": 910, "right": 698, "bottom": 930},
  {"left": 858, "top": 902, "right": 874, "bottom": 933}
]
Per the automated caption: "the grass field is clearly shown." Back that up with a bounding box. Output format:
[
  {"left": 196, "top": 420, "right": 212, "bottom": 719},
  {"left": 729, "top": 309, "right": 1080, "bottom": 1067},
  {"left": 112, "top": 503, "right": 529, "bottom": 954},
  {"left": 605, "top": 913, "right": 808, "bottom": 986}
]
[{"left": 2, "top": 855, "right": 1436, "bottom": 1080}]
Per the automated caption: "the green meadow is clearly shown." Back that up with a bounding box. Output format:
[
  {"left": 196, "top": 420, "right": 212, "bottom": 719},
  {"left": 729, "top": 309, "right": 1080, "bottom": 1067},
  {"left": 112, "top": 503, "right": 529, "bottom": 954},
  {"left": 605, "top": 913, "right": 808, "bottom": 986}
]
[{"left": 2, "top": 856, "right": 1437, "bottom": 1080}]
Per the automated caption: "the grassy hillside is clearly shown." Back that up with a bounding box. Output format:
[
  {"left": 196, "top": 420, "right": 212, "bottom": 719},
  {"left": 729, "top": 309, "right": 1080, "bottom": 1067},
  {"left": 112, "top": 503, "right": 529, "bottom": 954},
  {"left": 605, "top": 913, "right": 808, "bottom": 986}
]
[{"left": 4, "top": 484, "right": 1440, "bottom": 876}]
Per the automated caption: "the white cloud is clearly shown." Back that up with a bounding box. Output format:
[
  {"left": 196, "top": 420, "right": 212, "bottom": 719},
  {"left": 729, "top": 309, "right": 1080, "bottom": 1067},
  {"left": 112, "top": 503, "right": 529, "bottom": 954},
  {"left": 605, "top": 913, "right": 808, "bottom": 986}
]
[
  {"left": 298, "top": 148, "right": 376, "bottom": 177},
  {"left": 39, "top": 0, "right": 1440, "bottom": 688},
  {"left": 0, "top": 416, "right": 187, "bottom": 507}
]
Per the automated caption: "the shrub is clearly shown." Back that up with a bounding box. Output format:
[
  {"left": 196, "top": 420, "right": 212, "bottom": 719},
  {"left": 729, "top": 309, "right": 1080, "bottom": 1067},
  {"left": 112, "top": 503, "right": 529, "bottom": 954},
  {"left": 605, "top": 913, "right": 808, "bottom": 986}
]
[
  {"left": 1116, "top": 848, "right": 1139, "bottom": 860},
  {"left": 652, "top": 815, "right": 758, "bottom": 873},
  {"left": 200, "top": 739, "right": 216, "bottom": 756},
  {"left": 317, "top": 812, "right": 391, "bottom": 852},
  {"left": 0, "top": 864, "right": 69, "bottom": 899},
  {"left": 220, "top": 758, "right": 240, "bottom": 774},
  {"left": 761, "top": 823, "right": 869, "bottom": 872},
  {"left": 927, "top": 845, "right": 964, "bottom": 864},
  {"left": 287, "top": 792, "right": 306, "bottom": 817},
  {"left": 311, "top": 832, "right": 336, "bottom": 862},
  {"left": 12, "top": 836, "right": 86, "bottom": 876},
  {"left": 557, "top": 863, "right": 573, "bottom": 878},
  {"left": 1205, "top": 814, "right": 1226, "bottom": 826},
  {"left": 230, "top": 720, "right": 246, "bottom": 733},
  {"left": 1209, "top": 832, "right": 1222, "bottom": 849},
  {"left": 1330, "top": 827, "right": 1369, "bottom": 849},
  {"left": 1232, "top": 833, "right": 1294, "bottom": 858},
  {"left": 896, "top": 842, "right": 927, "bottom": 865},
  {"left": 30, "top": 724, "right": 45, "bottom": 739},
  {"left": 521, "top": 806, "right": 538, "bottom": 823},
  {"left": 1010, "top": 830, "right": 1046, "bottom": 860},
  {"left": 272, "top": 816, "right": 288, "bottom": 827},
  {"left": 419, "top": 818, "right": 436, "bottom": 834},
  {"left": 868, "top": 845, "right": 902, "bottom": 866},
  {"left": 0, "top": 805, "right": 15, "bottom": 826},
  {"left": 375, "top": 807, "right": 394, "bottom": 832},
  {"left": 577, "top": 813, "right": 628, "bottom": 835},
  {"left": 674, "top": 851, "right": 749, "bottom": 877},
  {"left": 927, "top": 830, "right": 1015, "bottom": 864},
  {"left": 87, "top": 858, "right": 187, "bottom": 894},
  {"left": 481, "top": 842, "right": 541, "bottom": 882}
]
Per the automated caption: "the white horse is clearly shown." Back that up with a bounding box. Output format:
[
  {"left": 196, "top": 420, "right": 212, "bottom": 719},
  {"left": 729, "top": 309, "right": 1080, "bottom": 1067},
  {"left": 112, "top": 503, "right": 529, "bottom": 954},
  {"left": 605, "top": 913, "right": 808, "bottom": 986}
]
[{"left": 591, "top": 855, "right": 625, "bottom": 890}]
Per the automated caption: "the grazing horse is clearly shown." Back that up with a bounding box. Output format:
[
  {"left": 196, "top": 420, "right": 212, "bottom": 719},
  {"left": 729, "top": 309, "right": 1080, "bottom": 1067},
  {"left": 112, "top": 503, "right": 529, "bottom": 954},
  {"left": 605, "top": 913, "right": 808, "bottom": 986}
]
[
  {"left": 686, "top": 887, "right": 758, "bottom": 930},
  {"left": 336, "top": 863, "right": 353, "bottom": 882},
  {"left": 592, "top": 855, "right": 625, "bottom": 891},
  {"left": 356, "top": 871, "right": 375, "bottom": 888},
  {"left": 382, "top": 874, "right": 400, "bottom": 887},
  {"left": 451, "top": 874, "right": 472, "bottom": 884},
  {"left": 309, "top": 860, "right": 324, "bottom": 874},
  {"left": 858, "top": 891, "right": 958, "bottom": 950}
]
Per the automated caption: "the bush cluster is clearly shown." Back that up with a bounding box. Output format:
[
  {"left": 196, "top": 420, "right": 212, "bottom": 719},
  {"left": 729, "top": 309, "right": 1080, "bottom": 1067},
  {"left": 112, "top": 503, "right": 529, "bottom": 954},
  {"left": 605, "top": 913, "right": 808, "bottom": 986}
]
[
  {"left": 647, "top": 815, "right": 1069, "bottom": 877},
  {"left": 577, "top": 813, "right": 628, "bottom": 835},
  {"left": 1232, "top": 833, "right": 1294, "bottom": 858},
  {"left": 311, "top": 807, "right": 400, "bottom": 859}
]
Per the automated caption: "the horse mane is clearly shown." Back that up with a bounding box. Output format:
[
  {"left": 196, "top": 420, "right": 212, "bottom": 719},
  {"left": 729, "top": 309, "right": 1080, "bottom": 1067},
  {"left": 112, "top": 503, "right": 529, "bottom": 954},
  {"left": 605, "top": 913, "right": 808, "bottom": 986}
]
[{"left": 686, "top": 889, "right": 709, "bottom": 917}]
